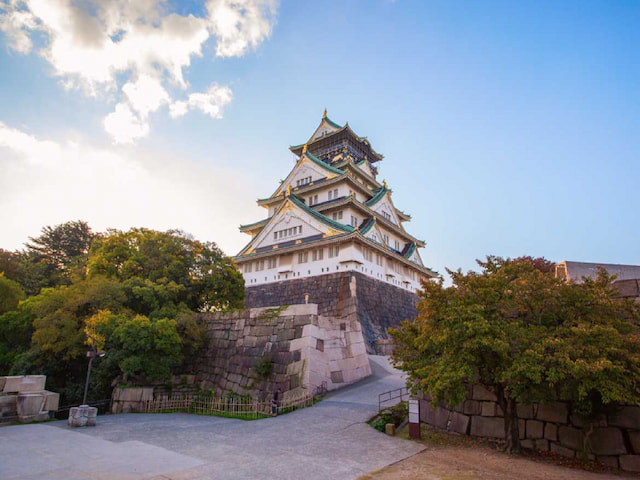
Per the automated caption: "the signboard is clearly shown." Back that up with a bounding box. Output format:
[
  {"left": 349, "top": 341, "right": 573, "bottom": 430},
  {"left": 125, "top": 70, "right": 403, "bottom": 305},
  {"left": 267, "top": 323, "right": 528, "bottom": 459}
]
[{"left": 409, "top": 398, "right": 420, "bottom": 439}]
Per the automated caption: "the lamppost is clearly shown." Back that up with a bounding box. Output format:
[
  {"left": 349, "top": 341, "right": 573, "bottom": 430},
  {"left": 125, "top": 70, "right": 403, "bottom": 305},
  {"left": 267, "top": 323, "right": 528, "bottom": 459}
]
[{"left": 82, "top": 334, "right": 105, "bottom": 406}]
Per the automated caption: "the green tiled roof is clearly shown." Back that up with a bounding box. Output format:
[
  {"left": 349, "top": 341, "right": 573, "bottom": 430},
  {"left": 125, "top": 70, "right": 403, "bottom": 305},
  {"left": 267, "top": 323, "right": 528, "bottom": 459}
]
[
  {"left": 306, "top": 151, "right": 344, "bottom": 175},
  {"left": 365, "top": 186, "right": 389, "bottom": 207},
  {"left": 403, "top": 242, "right": 416, "bottom": 259},
  {"left": 323, "top": 115, "right": 343, "bottom": 129},
  {"left": 289, "top": 194, "right": 355, "bottom": 233},
  {"left": 239, "top": 218, "right": 270, "bottom": 230},
  {"left": 359, "top": 217, "right": 376, "bottom": 235}
]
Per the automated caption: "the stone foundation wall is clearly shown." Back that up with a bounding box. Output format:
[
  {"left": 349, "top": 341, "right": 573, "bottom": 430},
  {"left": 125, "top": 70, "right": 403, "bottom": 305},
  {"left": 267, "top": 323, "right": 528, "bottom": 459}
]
[
  {"left": 419, "top": 386, "right": 640, "bottom": 472},
  {"left": 195, "top": 303, "right": 371, "bottom": 402},
  {"left": 245, "top": 272, "right": 419, "bottom": 351}
]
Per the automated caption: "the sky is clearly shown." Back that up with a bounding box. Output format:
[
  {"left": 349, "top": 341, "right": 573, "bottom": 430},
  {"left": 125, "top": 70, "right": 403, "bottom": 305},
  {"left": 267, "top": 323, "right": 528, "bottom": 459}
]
[{"left": 0, "top": 0, "right": 638, "bottom": 279}]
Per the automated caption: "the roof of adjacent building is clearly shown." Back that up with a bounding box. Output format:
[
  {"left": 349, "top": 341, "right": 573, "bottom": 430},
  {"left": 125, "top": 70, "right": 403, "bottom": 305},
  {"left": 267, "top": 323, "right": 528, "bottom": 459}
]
[{"left": 556, "top": 261, "right": 640, "bottom": 283}]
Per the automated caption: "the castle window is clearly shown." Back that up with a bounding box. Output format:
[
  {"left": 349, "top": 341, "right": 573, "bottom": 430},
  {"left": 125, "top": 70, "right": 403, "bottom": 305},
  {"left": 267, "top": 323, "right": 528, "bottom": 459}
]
[
  {"left": 332, "top": 211, "right": 343, "bottom": 221},
  {"left": 328, "top": 246, "right": 340, "bottom": 258},
  {"left": 268, "top": 257, "right": 277, "bottom": 269},
  {"left": 382, "top": 211, "right": 391, "bottom": 221},
  {"left": 376, "top": 254, "right": 383, "bottom": 266},
  {"left": 256, "top": 260, "right": 265, "bottom": 271},
  {"left": 312, "top": 249, "right": 324, "bottom": 261},
  {"left": 394, "top": 240, "right": 400, "bottom": 251},
  {"left": 383, "top": 234, "right": 389, "bottom": 245},
  {"left": 244, "top": 263, "right": 252, "bottom": 273},
  {"left": 350, "top": 216, "right": 358, "bottom": 227},
  {"left": 298, "top": 252, "right": 308, "bottom": 264},
  {"left": 363, "top": 249, "right": 372, "bottom": 262},
  {"left": 296, "top": 176, "right": 312, "bottom": 187}
]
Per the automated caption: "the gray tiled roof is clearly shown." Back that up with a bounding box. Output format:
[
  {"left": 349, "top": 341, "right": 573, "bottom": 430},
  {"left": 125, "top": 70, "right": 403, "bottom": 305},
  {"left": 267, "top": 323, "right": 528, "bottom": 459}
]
[{"left": 559, "top": 261, "right": 640, "bottom": 283}]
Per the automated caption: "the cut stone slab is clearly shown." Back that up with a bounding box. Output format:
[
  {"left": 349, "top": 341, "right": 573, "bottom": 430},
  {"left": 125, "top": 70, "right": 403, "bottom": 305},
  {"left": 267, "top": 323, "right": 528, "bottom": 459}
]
[
  {"left": 620, "top": 455, "right": 640, "bottom": 472},
  {"left": 608, "top": 406, "right": 640, "bottom": 430},
  {"left": 536, "top": 402, "right": 568, "bottom": 424},
  {"left": 3, "top": 375, "right": 46, "bottom": 393},
  {"left": 589, "top": 428, "right": 626, "bottom": 456},
  {"left": 17, "top": 393, "right": 45, "bottom": 421},
  {"left": 470, "top": 416, "right": 504, "bottom": 439}
]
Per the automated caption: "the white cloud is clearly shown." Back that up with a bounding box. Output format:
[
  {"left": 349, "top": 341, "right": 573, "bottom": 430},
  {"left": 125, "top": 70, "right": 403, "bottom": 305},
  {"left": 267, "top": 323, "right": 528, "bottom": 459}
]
[
  {"left": 0, "top": 121, "right": 259, "bottom": 255},
  {"left": 103, "top": 103, "right": 150, "bottom": 144},
  {"left": 170, "top": 84, "right": 233, "bottom": 119},
  {"left": 0, "top": 0, "right": 279, "bottom": 142},
  {"left": 207, "top": 0, "right": 278, "bottom": 57}
]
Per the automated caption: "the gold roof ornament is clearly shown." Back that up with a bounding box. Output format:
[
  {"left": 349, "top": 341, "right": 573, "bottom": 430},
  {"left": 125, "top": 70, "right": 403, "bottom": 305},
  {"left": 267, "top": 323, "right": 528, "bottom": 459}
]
[
  {"left": 285, "top": 185, "right": 292, "bottom": 197},
  {"left": 302, "top": 144, "right": 308, "bottom": 154},
  {"left": 323, "top": 108, "right": 327, "bottom": 118},
  {"left": 383, "top": 179, "right": 388, "bottom": 188},
  {"left": 342, "top": 144, "right": 348, "bottom": 153}
]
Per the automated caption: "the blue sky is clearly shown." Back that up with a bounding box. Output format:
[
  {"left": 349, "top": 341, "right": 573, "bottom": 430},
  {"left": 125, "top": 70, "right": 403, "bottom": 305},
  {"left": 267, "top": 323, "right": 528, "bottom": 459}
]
[{"left": 0, "top": 0, "right": 638, "bottom": 278}]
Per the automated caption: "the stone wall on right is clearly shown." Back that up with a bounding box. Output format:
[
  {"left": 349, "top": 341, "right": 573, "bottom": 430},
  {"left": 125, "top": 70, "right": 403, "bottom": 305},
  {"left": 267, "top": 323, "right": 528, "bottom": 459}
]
[{"left": 419, "top": 385, "right": 640, "bottom": 473}]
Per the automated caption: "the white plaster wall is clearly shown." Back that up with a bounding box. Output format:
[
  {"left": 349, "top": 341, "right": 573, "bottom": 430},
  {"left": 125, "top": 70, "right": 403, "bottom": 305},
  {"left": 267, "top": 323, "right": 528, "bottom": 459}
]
[{"left": 242, "top": 241, "right": 427, "bottom": 292}]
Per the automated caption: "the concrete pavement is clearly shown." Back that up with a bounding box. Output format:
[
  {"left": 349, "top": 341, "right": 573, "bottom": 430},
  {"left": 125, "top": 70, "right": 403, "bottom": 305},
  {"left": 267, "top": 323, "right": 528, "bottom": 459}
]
[{"left": 0, "top": 356, "right": 423, "bottom": 480}]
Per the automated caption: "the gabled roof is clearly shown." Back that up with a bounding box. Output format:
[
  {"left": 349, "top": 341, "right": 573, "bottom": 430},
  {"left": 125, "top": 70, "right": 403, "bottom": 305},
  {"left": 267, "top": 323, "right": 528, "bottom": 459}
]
[
  {"left": 288, "top": 194, "right": 354, "bottom": 233},
  {"left": 237, "top": 192, "right": 355, "bottom": 256},
  {"left": 290, "top": 112, "right": 384, "bottom": 162},
  {"left": 306, "top": 151, "right": 344, "bottom": 175},
  {"left": 365, "top": 185, "right": 390, "bottom": 207}
]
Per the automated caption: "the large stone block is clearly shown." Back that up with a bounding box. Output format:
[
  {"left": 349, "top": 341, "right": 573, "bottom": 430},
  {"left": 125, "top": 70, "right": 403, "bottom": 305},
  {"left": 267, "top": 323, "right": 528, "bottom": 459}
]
[
  {"left": 588, "top": 428, "right": 626, "bottom": 456},
  {"left": 3, "top": 375, "right": 46, "bottom": 393},
  {"left": 481, "top": 401, "right": 502, "bottom": 417},
  {"left": 17, "top": 393, "right": 44, "bottom": 417},
  {"left": 43, "top": 391, "right": 60, "bottom": 412},
  {"left": 449, "top": 412, "right": 470, "bottom": 434},
  {"left": 544, "top": 423, "right": 558, "bottom": 441},
  {"left": 536, "top": 402, "right": 568, "bottom": 424},
  {"left": 472, "top": 385, "right": 497, "bottom": 402},
  {"left": 516, "top": 404, "right": 535, "bottom": 419},
  {"left": 608, "top": 406, "right": 640, "bottom": 430},
  {"left": 620, "top": 455, "right": 640, "bottom": 472},
  {"left": 470, "top": 416, "right": 504, "bottom": 439},
  {"left": 0, "top": 377, "right": 5, "bottom": 391},
  {"left": 558, "top": 426, "right": 584, "bottom": 451},
  {"left": 463, "top": 400, "right": 481, "bottom": 416},
  {"left": 550, "top": 442, "right": 575, "bottom": 458},
  {"left": 526, "top": 420, "right": 544, "bottom": 439},
  {"left": 629, "top": 431, "right": 640, "bottom": 454}
]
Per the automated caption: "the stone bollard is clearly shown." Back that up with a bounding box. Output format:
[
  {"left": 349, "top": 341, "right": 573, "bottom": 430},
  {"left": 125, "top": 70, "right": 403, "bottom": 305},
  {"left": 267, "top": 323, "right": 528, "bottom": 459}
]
[
  {"left": 385, "top": 423, "right": 396, "bottom": 436},
  {"left": 68, "top": 405, "right": 98, "bottom": 427}
]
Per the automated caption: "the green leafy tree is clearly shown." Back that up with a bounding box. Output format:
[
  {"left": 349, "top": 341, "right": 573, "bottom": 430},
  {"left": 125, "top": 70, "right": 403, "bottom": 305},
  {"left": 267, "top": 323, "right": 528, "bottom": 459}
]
[
  {"left": 21, "top": 220, "right": 96, "bottom": 294},
  {"left": 87, "top": 228, "right": 244, "bottom": 312},
  {"left": 87, "top": 310, "right": 182, "bottom": 383},
  {"left": 390, "top": 256, "right": 640, "bottom": 453},
  {"left": 0, "top": 273, "right": 25, "bottom": 314}
]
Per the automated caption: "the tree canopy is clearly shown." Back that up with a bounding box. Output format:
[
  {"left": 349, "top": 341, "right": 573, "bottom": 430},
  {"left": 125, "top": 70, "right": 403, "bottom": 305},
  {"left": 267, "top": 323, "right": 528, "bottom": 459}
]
[
  {"left": 0, "top": 222, "right": 244, "bottom": 404},
  {"left": 390, "top": 256, "right": 640, "bottom": 453}
]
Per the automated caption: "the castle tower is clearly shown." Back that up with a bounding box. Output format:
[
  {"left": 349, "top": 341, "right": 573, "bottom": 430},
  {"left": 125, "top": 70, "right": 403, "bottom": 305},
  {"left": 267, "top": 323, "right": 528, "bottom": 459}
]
[{"left": 235, "top": 111, "right": 438, "bottom": 351}]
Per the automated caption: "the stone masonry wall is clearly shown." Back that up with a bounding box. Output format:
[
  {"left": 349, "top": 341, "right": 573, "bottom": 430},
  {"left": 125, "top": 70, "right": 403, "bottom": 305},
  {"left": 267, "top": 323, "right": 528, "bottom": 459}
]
[
  {"left": 245, "top": 272, "right": 419, "bottom": 351},
  {"left": 195, "top": 303, "right": 371, "bottom": 402},
  {"left": 419, "top": 386, "right": 640, "bottom": 473}
]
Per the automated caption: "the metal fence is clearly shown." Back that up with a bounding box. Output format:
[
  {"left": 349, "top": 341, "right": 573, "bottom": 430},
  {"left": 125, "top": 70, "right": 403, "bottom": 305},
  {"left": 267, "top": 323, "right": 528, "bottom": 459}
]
[
  {"left": 54, "top": 399, "right": 111, "bottom": 419},
  {"left": 142, "top": 392, "right": 314, "bottom": 419},
  {"left": 378, "top": 387, "right": 409, "bottom": 411}
]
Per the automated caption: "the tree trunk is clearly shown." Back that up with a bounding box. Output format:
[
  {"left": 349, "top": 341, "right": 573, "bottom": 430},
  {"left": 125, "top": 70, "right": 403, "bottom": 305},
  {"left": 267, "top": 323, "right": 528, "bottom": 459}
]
[{"left": 495, "top": 385, "right": 520, "bottom": 453}]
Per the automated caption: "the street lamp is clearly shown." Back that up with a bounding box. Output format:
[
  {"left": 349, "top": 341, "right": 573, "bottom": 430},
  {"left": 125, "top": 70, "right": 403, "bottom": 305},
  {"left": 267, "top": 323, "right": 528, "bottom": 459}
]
[{"left": 82, "top": 335, "right": 105, "bottom": 406}]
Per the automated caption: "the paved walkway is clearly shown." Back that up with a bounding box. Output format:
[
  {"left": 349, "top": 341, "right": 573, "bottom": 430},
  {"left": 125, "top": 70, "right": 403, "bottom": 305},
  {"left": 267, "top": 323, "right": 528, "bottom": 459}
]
[{"left": 0, "top": 356, "right": 424, "bottom": 480}]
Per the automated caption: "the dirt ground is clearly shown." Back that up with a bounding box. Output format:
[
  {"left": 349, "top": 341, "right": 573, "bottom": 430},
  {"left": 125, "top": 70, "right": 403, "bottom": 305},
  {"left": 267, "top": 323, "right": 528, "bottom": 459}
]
[{"left": 358, "top": 426, "right": 638, "bottom": 480}]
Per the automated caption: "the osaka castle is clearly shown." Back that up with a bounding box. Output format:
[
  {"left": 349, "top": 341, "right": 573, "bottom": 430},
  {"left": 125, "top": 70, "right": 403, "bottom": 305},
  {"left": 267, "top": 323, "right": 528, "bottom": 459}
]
[{"left": 235, "top": 111, "right": 437, "bottom": 350}]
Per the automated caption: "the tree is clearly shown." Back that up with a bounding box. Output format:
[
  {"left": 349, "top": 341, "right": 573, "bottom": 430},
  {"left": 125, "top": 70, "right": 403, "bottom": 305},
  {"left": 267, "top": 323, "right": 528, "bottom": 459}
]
[
  {"left": 390, "top": 256, "right": 640, "bottom": 453},
  {"left": 0, "top": 273, "right": 24, "bottom": 314},
  {"left": 21, "top": 220, "right": 96, "bottom": 294},
  {"left": 86, "top": 310, "right": 182, "bottom": 384},
  {"left": 87, "top": 228, "right": 244, "bottom": 312}
]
